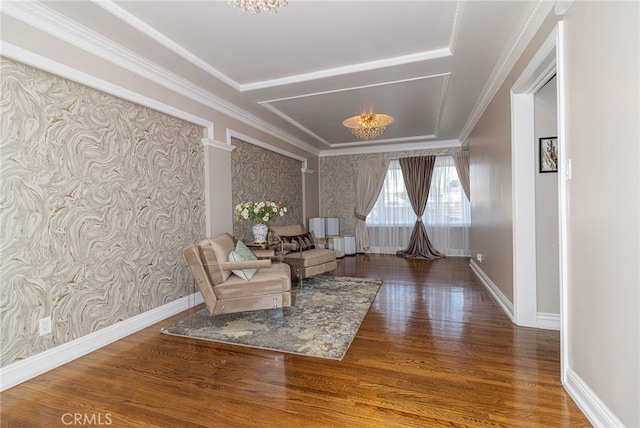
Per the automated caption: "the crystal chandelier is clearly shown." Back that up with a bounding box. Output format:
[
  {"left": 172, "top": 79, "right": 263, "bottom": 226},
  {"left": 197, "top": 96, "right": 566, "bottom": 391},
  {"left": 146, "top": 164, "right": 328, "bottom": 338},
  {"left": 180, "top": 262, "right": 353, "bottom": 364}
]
[
  {"left": 342, "top": 113, "right": 394, "bottom": 140},
  {"left": 228, "top": 0, "right": 288, "bottom": 14}
]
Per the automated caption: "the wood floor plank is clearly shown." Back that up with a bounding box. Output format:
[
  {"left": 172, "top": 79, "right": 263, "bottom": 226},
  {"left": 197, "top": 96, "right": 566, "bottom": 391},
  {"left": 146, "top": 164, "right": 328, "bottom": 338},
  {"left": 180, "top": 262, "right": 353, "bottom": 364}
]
[{"left": 0, "top": 255, "right": 591, "bottom": 427}]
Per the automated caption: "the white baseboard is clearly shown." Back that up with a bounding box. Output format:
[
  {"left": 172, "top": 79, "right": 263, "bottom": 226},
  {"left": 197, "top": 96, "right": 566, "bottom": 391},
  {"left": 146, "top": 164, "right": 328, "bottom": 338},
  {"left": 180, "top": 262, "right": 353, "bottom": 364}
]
[
  {"left": 469, "top": 259, "right": 514, "bottom": 321},
  {"left": 469, "top": 262, "right": 621, "bottom": 425},
  {"left": 0, "top": 292, "right": 203, "bottom": 392},
  {"left": 537, "top": 312, "right": 560, "bottom": 330},
  {"left": 564, "top": 367, "right": 625, "bottom": 427}
]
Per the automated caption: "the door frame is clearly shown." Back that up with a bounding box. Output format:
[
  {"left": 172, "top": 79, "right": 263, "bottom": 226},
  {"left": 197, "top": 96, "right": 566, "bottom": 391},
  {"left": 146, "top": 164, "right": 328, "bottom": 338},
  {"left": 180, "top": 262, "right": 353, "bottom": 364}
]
[{"left": 510, "top": 24, "right": 567, "bottom": 378}]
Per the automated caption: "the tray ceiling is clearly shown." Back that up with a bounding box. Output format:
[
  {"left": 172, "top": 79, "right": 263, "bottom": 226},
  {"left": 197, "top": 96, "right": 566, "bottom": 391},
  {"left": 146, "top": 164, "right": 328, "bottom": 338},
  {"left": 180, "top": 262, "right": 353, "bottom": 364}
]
[{"left": 1, "top": 1, "right": 551, "bottom": 154}]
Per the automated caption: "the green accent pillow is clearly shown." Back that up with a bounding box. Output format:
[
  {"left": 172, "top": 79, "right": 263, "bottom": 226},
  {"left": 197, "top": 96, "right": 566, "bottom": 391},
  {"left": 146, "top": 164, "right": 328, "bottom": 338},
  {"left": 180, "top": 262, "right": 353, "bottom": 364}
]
[{"left": 228, "top": 240, "right": 258, "bottom": 280}]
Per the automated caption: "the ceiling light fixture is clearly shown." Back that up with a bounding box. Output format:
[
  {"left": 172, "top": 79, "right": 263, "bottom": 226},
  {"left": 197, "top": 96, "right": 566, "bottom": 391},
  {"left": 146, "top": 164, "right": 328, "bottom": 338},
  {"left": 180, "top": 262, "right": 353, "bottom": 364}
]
[
  {"left": 342, "top": 113, "right": 394, "bottom": 140},
  {"left": 228, "top": 0, "right": 288, "bottom": 14}
]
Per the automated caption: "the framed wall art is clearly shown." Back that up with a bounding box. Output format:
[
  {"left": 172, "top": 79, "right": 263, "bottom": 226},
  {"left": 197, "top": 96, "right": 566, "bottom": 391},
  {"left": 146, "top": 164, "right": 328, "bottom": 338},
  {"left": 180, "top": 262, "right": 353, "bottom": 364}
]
[{"left": 539, "top": 137, "right": 558, "bottom": 173}]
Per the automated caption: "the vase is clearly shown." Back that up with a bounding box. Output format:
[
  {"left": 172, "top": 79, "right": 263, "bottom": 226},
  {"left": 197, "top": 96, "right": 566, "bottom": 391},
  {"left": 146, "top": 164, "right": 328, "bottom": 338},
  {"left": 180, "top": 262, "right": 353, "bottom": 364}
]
[{"left": 252, "top": 223, "right": 268, "bottom": 244}]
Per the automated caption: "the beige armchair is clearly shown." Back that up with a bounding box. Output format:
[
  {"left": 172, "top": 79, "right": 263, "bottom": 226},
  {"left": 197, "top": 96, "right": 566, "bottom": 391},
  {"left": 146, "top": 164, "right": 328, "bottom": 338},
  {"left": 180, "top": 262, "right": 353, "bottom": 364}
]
[
  {"left": 269, "top": 224, "right": 337, "bottom": 280},
  {"left": 183, "top": 233, "right": 292, "bottom": 315}
]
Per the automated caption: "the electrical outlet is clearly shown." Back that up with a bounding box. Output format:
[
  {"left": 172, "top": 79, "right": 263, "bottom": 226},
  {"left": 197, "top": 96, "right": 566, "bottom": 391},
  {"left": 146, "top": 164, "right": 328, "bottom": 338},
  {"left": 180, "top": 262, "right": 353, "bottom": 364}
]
[
  {"left": 476, "top": 253, "right": 484, "bottom": 263},
  {"left": 39, "top": 316, "right": 52, "bottom": 336}
]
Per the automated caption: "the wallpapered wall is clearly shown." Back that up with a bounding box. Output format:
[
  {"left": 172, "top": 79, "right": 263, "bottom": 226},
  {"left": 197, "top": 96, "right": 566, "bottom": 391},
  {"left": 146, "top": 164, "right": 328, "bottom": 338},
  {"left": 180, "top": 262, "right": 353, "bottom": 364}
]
[
  {"left": 319, "top": 148, "right": 459, "bottom": 236},
  {"left": 231, "top": 137, "right": 303, "bottom": 241},
  {"left": 0, "top": 58, "right": 205, "bottom": 367}
]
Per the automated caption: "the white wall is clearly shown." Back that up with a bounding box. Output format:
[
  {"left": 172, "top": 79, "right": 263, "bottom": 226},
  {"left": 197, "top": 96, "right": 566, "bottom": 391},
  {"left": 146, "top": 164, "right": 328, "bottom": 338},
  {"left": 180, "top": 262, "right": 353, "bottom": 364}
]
[
  {"left": 534, "top": 76, "right": 559, "bottom": 315},
  {"left": 562, "top": 2, "right": 639, "bottom": 426}
]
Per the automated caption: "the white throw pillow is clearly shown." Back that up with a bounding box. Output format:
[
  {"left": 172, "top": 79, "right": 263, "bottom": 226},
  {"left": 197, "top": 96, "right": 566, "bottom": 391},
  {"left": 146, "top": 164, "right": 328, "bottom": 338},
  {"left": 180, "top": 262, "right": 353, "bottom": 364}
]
[{"left": 228, "top": 240, "right": 258, "bottom": 280}]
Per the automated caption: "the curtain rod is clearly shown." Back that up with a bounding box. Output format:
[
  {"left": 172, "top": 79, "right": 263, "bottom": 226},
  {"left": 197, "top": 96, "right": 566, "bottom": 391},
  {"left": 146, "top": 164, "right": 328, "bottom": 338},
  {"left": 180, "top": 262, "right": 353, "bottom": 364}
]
[{"left": 389, "top": 151, "right": 467, "bottom": 161}]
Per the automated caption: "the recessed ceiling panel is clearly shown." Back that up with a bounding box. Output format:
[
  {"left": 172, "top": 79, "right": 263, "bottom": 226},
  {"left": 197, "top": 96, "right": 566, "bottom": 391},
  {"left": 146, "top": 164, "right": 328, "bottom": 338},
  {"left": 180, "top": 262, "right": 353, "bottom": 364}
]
[{"left": 264, "top": 75, "right": 448, "bottom": 145}]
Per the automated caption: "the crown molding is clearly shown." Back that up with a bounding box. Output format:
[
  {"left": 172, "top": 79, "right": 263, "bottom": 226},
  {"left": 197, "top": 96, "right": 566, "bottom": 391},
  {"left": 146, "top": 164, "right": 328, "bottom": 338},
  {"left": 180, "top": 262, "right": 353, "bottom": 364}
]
[
  {"left": 261, "top": 73, "right": 450, "bottom": 104},
  {"left": 434, "top": 73, "right": 451, "bottom": 138},
  {"left": 329, "top": 134, "right": 437, "bottom": 149},
  {"left": 242, "top": 0, "right": 463, "bottom": 91},
  {"left": 260, "top": 102, "right": 332, "bottom": 147},
  {"left": 0, "top": 41, "right": 214, "bottom": 133},
  {"left": 319, "top": 139, "right": 461, "bottom": 157},
  {"left": 242, "top": 48, "right": 452, "bottom": 92},
  {"left": 448, "top": 0, "right": 465, "bottom": 55},
  {"left": 92, "top": 0, "right": 242, "bottom": 91},
  {"left": 458, "top": 0, "right": 554, "bottom": 143},
  {"left": 1, "top": 0, "right": 320, "bottom": 157}
]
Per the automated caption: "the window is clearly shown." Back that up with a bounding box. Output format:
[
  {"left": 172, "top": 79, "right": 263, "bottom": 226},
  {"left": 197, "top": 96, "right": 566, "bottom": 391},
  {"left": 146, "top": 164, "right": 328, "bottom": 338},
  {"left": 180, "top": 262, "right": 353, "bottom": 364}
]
[{"left": 367, "top": 156, "right": 470, "bottom": 256}]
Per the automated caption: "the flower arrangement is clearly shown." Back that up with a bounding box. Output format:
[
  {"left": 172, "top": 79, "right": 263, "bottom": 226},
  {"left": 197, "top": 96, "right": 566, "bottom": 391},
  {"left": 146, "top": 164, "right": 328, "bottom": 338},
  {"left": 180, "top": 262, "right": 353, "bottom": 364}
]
[{"left": 235, "top": 201, "right": 287, "bottom": 224}]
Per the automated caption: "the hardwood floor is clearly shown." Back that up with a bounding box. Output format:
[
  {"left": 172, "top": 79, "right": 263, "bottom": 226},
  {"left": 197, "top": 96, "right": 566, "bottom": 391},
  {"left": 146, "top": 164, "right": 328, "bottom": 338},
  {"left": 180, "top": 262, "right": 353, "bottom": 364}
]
[{"left": 1, "top": 255, "right": 591, "bottom": 427}]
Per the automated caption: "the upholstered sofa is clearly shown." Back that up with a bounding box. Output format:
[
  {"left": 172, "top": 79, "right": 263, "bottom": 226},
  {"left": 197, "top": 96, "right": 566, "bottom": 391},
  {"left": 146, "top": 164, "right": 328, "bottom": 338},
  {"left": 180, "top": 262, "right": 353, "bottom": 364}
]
[
  {"left": 269, "top": 224, "right": 338, "bottom": 280},
  {"left": 183, "top": 233, "right": 292, "bottom": 315}
]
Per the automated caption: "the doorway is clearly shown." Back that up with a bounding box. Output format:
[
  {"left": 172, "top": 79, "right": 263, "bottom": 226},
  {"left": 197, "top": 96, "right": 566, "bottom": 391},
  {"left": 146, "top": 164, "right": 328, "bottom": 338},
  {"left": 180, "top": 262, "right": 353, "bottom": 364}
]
[
  {"left": 510, "top": 24, "right": 569, "bottom": 380},
  {"left": 534, "top": 76, "right": 560, "bottom": 330},
  {"left": 510, "top": 28, "right": 563, "bottom": 332}
]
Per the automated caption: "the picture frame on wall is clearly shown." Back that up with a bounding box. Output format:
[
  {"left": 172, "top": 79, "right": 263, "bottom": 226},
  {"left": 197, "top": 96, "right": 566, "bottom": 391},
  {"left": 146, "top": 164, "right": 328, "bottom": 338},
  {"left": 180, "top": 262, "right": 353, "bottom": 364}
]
[{"left": 539, "top": 137, "right": 558, "bottom": 173}]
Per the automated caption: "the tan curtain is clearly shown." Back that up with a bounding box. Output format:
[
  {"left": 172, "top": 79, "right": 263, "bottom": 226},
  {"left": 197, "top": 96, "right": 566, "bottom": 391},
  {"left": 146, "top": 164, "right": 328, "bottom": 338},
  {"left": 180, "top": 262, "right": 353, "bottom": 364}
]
[
  {"left": 354, "top": 159, "right": 389, "bottom": 253},
  {"left": 396, "top": 156, "right": 444, "bottom": 259},
  {"left": 452, "top": 151, "right": 470, "bottom": 201}
]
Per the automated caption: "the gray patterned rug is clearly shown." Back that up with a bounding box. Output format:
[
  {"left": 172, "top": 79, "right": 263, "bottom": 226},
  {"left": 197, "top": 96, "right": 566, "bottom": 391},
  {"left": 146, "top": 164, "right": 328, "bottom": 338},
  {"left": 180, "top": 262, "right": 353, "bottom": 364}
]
[{"left": 161, "top": 276, "right": 382, "bottom": 360}]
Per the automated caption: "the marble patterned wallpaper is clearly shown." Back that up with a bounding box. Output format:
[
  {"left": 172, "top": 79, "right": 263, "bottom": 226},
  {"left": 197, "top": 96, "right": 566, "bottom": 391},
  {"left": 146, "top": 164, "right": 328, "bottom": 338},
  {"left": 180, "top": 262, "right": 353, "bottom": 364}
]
[
  {"left": 0, "top": 58, "right": 205, "bottom": 367},
  {"left": 319, "top": 148, "right": 459, "bottom": 236},
  {"left": 231, "top": 137, "right": 302, "bottom": 241}
]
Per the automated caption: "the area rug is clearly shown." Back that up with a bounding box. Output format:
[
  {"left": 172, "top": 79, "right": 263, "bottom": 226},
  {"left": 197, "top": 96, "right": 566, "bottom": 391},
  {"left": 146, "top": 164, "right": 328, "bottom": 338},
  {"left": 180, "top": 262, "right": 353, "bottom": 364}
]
[{"left": 161, "top": 276, "right": 382, "bottom": 360}]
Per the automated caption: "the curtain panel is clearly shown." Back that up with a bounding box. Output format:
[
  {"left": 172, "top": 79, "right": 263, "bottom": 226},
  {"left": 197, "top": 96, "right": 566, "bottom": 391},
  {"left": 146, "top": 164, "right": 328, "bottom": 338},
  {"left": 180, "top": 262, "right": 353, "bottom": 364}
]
[
  {"left": 396, "top": 156, "right": 444, "bottom": 259},
  {"left": 353, "top": 159, "right": 389, "bottom": 253},
  {"left": 452, "top": 150, "right": 470, "bottom": 201}
]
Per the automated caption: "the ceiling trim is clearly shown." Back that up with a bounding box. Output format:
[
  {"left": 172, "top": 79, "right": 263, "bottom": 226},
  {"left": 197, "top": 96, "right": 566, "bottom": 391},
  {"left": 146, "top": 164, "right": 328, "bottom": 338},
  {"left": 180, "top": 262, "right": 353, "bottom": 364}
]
[
  {"left": 448, "top": 0, "right": 465, "bottom": 55},
  {"left": 329, "top": 134, "right": 437, "bottom": 149},
  {"left": 2, "top": 0, "right": 320, "bottom": 156},
  {"left": 92, "top": 0, "right": 242, "bottom": 90},
  {"left": 241, "top": 48, "right": 452, "bottom": 92},
  {"left": 242, "top": 1, "right": 464, "bottom": 91},
  {"left": 260, "top": 102, "right": 332, "bottom": 147},
  {"left": 260, "top": 74, "right": 450, "bottom": 104},
  {"left": 0, "top": 41, "right": 216, "bottom": 137},
  {"left": 458, "top": 0, "right": 555, "bottom": 143},
  {"left": 434, "top": 72, "right": 451, "bottom": 139},
  {"left": 319, "top": 139, "right": 461, "bottom": 157}
]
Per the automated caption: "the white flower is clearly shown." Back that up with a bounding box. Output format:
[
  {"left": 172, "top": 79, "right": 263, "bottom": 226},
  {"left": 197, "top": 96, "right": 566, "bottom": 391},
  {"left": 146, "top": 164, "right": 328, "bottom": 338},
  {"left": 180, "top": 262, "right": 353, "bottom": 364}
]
[{"left": 235, "top": 200, "right": 288, "bottom": 223}]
